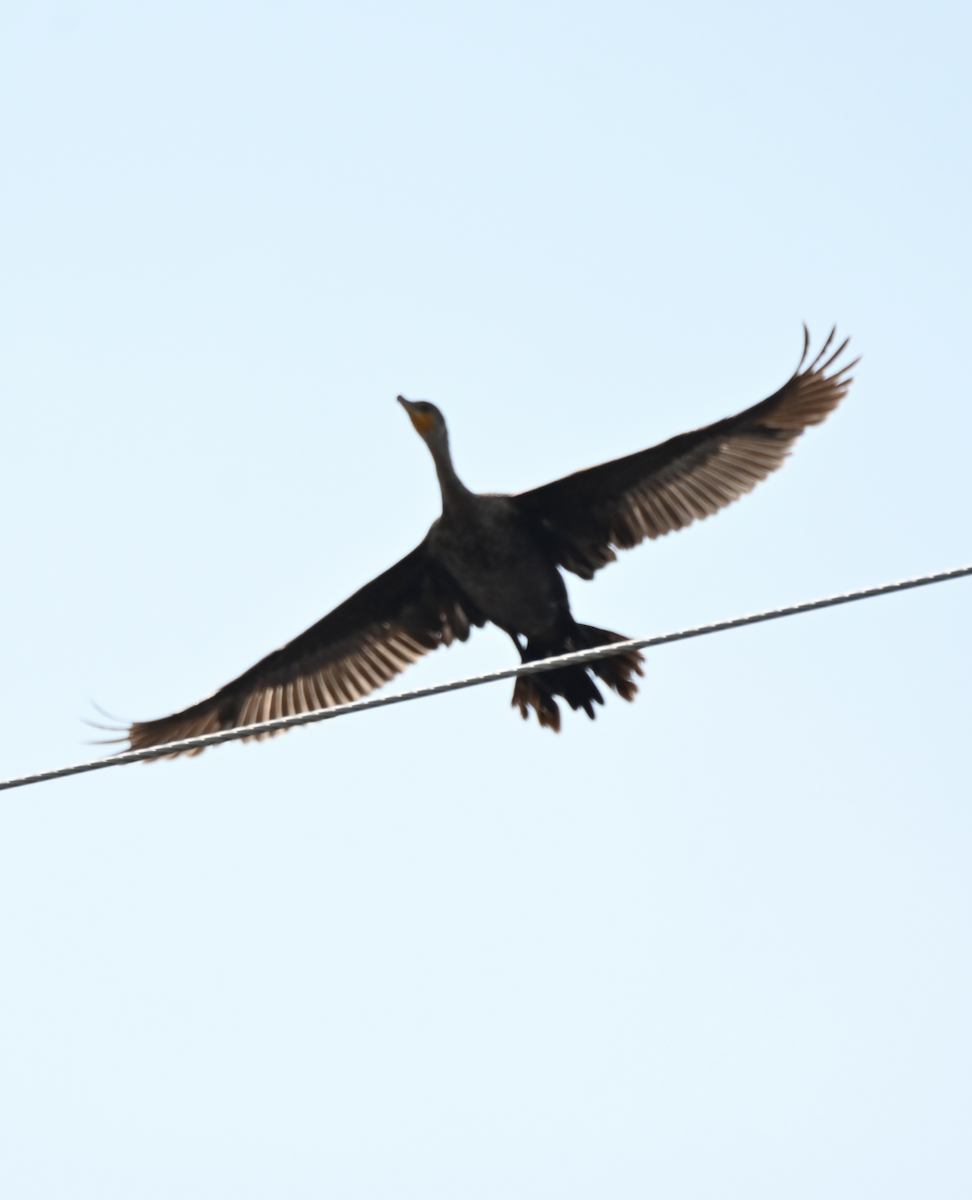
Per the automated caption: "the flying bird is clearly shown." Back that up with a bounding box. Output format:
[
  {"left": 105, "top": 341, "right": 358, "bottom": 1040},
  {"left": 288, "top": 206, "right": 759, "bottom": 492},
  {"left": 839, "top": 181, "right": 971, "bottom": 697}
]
[{"left": 121, "top": 328, "right": 855, "bottom": 755}]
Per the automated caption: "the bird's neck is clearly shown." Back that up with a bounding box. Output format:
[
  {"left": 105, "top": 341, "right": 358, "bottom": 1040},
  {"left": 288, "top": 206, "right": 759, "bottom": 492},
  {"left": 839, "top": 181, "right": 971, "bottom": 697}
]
[{"left": 427, "top": 435, "right": 472, "bottom": 509}]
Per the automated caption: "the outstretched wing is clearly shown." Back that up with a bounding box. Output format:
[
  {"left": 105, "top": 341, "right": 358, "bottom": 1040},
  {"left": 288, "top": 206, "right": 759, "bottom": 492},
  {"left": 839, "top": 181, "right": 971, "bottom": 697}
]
[
  {"left": 124, "top": 542, "right": 482, "bottom": 756},
  {"left": 513, "top": 328, "right": 856, "bottom": 579}
]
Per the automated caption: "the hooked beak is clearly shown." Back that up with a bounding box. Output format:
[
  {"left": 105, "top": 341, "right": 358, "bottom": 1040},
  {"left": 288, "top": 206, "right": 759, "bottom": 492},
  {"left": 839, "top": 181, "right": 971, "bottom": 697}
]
[{"left": 397, "top": 395, "right": 434, "bottom": 435}]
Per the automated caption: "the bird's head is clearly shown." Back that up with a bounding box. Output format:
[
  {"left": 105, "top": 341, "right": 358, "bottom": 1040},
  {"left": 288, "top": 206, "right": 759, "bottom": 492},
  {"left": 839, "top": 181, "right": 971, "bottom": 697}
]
[{"left": 397, "top": 396, "right": 448, "bottom": 445}]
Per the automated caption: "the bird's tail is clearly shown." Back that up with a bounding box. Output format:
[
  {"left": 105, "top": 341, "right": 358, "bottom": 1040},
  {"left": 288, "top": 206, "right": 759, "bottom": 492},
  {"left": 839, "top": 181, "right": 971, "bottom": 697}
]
[{"left": 511, "top": 624, "right": 644, "bottom": 732}]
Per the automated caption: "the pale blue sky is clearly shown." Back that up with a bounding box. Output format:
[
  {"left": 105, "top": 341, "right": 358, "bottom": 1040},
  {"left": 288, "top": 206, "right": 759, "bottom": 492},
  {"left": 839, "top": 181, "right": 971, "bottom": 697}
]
[{"left": 1, "top": 2, "right": 970, "bottom": 1196}]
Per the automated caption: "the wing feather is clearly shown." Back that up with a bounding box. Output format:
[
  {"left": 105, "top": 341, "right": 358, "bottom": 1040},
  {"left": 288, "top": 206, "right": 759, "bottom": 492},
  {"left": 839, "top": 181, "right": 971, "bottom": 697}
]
[
  {"left": 514, "top": 327, "right": 856, "bottom": 578},
  {"left": 124, "top": 542, "right": 483, "bottom": 757}
]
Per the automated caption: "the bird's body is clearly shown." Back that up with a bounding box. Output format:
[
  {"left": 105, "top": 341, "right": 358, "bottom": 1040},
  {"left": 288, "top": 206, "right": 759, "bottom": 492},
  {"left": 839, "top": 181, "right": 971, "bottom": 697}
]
[
  {"left": 428, "top": 494, "right": 567, "bottom": 642},
  {"left": 118, "top": 328, "right": 856, "bottom": 754},
  {"left": 421, "top": 485, "right": 638, "bottom": 725}
]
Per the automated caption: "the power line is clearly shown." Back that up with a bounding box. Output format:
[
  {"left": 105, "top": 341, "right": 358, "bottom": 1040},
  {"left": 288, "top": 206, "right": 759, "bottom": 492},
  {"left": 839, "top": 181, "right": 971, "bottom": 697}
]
[{"left": 2, "top": 563, "right": 970, "bottom": 793}]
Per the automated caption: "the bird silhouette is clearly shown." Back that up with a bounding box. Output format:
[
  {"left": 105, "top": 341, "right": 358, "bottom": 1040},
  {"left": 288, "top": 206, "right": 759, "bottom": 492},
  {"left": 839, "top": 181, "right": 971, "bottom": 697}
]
[{"left": 119, "top": 327, "right": 855, "bottom": 755}]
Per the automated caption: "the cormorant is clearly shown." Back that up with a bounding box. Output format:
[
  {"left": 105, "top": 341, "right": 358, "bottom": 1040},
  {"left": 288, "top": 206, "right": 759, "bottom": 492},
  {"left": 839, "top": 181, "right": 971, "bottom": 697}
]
[{"left": 123, "top": 328, "right": 855, "bottom": 754}]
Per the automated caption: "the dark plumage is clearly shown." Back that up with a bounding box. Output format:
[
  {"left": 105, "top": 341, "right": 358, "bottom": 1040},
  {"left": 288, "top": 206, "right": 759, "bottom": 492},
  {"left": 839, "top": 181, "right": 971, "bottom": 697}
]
[{"left": 122, "top": 327, "right": 855, "bottom": 755}]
